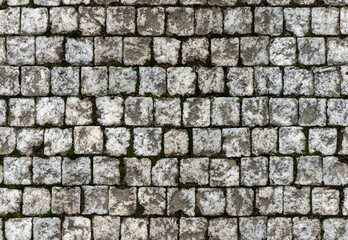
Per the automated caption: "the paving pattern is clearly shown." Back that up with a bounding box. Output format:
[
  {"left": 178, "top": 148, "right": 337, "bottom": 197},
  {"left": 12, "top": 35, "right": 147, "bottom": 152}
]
[{"left": 0, "top": 0, "right": 348, "bottom": 239}]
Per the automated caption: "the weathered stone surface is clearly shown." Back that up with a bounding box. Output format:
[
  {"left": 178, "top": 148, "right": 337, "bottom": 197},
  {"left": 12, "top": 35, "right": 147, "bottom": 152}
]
[
  {"left": 239, "top": 217, "right": 267, "bottom": 240},
  {"left": 284, "top": 186, "right": 310, "bottom": 214},
  {"left": 222, "top": 128, "right": 250, "bottom": 157},
  {"left": 293, "top": 217, "right": 321, "bottom": 240},
  {"left": 164, "top": 129, "right": 189, "bottom": 156},
  {"left": 107, "top": 7, "right": 135, "bottom": 34},
  {"left": 150, "top": 218, "right": 178, "bottom": 240},
  {"left": 180, "top": 158, "right": 209, "bottom": 185},
  {"left": 134, "top": 128, "right": 162, "bottom": 156},
  {"left": 295, "top": 156, "right": 323, "bottom": 185},
  {"left": 62, "top": 217, "right": 91, "bottom": 240},
  {"left": 197, "top": 188, "right": 225, "bottom": 216},
  {"left": 179, "top": 218, "right": 207, "bottom": 239},
  {"left": 167, "top": 188, "right": 195, "bottom": 216},
  {"left": 241, "top": 37, "right": 269, "bottom": 66},
  {"left": 138, "top": 187, "right": 166, "bottom": 215},
  {"left": 93, "top": 156, "right": 120, "bottom": 185},
  {"left": 109, "top": 187, "right": 137, "bottom": 216},
  {"left": 312, "top": 188, "right": 340, "bottom": 215},
  {"left": 0, "top": 188, "right": 22, "bottom": 215},
  {"left": 269, "top": 156, "right": 293, "bottom": 185},
  {"left": 124, "top": 158, "right": 151, "bottom": 186},
  {"left": 241, "top": 157, "right": 268, "bottom": 186},
  {"left": 166, "top": 7, "right": 194, "bottom": 36},
  {"left": 105, "top": 128, "right": 130, "bottom": 156},
  {"left": 256, "top": 187, "right": 283, "bottom": 215},
  {"left": 33, "top": 217, "right": 61, "bottom": 240},
  {"left": 4, "top": 157, "right": 32, "bottom": 185},
  {"left": 210, "top": 158, "right": 239, "bottom": 187},
  {"left": 121, "top": 218, "right": 148, "bottom": 240},
  {"left": 167, "top": 67, "right": 196, "bottom": 96},
  {"left": 93, "top": 216, "right": 120, "bottom": 240},
  {"left": 152, "top": 158, "right": 178, "bottom": 186},
  {"left": 284, "top": 8, "right": 310, "bottom": 36},
  {"left": 65, "top": 38, "right": 93, "bottom": 65},
  {"left": 62, "top": 157, "right": 91, "bottom": 185},
  {"left": 74, "top": 126, "right": 104, "bottom": 154},
  {"left": 22, "top": 187, "right": 51, "bottom": 216},
  {"left": 33, "top": 157, "right": 61, "bottom": 185},
  {"left": 82, "top": 186, "right": 108, "bottom": 215},
  {"left": 52, "top": 187, "right": 81, "bottom": 215}
]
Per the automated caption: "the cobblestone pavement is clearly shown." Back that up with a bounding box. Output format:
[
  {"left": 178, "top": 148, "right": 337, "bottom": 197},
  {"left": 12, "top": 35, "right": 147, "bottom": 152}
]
[{"left": 0, "top": 0, "right": 348, "bottom": 239}]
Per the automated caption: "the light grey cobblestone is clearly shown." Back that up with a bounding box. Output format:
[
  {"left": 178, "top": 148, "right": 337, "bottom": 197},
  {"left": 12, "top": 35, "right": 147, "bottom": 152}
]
[{"left": 0, "top": 1, "right": 347, "bottom": 238}]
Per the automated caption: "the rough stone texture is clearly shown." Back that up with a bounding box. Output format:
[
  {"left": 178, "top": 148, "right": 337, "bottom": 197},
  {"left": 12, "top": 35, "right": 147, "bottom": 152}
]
[
  {"left": 93, "top": 156, "right": 120, "bottom": 185},
  {"left": 22, "top": 188, "right": 51, "bottom": 216},
  {"left": 153, "top": 38, "right": 180, "bottom": 65},
  {"left": 0, "top": 1, "right": 348, "bottom": 238},
  {"left": 283, "top": 186, "right": 311, "bottom": 215},
  {"left": 222, "top": 128, "right": 250, "bottom": 157},
  {"left": 283, "top": 67, "right": 314, "bottom": 96},
  {"left": 138, "top": 187, "right": 166, "bottom": 215},
  {"left": 256, "top": 187, "right": 283, "bottom": 215},
  {"left": 239, "top": 217, "right": 267, "bottom": 240},
  {"left": 109, "top": 187, "right": 136, "bottom": 216},
  {"left": 62, "top": 217, "right": 91, "bottom": 240},
  {"left": 197, "top": 188, "right": 225, "bottom": 216},
  {"left": 16, "top": 128, "right": 44, "bottom": 156},
  {"left": 33, "top": 157, "right": 61, "bottom": 185},
  {"left": 295, "top": 156, "right": 323, "bottom": 185},
  {"left": 93, "top": 216, "right": 120, "bottom": 240},
  {"left": 284, "top": 8, "right": 310, "bottom": 36},
  {"left": 210, "top": 158, "right": 239, "bottom": 187},
  {"left": 269, "top": 156, "right": 293, "bottom": 185},
  {"left": 74, "top": 126, "right": 103, "bottom": 154},
  {"left": 33, "top": 217, "right": 61, "bottom": 240},
  {"left": 164, "top": 129, "right": 189, "bottom": 156},
  {"left": 270, "top": 37, "right": 296, "bottom": 66},
  {"left": 298, "top": 38, "right": 326, "bottom": 65},
  {"left": 124, "top": 158, "right": 151, "bottom": 186},
  {"left": 279, "top": 127, "right": 306, "bottom": 154},
  {"left": 109, "top": 67, "right": 137, "bottom": 94},
  {"left": 180, "top": 218, "right": 207, "bottom": 239},
  {"left": 155, "top": 98, "right": 181, "bottom": 126},
  {"left": 152, "top": 158, "right": 178, "bottom": 186},
  {"left": 240, "top": 37, "right": 269, "bottom": 66},
  {"left": 82, "top": 186, "right": 108, "bottom": 215},
  {"left": 139, "top": 67, "right": 166, "bottom": 96},
  {"left": 96, "top": 97, "right": 123, "bottom": 126},
  {"left": 180, "top": 158, "right": 209, "bottom": 185},
  {"left": 51, "top": 187, "right": 81, "bottom": 215},
  {"left": 51, "top": 67, "right": 79, "bottom": 96},
  {"left": 134, "top": 128, "right": 162, "bottom": 156},
  {"left": 312, "top": 188, "right": 340, "bottom": 215},
  {"left": 62, "top": 157, "right": 91, "bottom": 186},
  {"left": 167, "top": 67, "right": 196, "bottom": 96},
  {"left": 105, "top": 128, "right": 130, "bottom": 156},
  {"left": 227, "top": 187, "right": 254, "bottom": 216},
  {"left": 167, "top": 188, "right": 195, "bottom": 216},
  {"left": 241, "top": 157, "right": 268, "bottom": 186}
]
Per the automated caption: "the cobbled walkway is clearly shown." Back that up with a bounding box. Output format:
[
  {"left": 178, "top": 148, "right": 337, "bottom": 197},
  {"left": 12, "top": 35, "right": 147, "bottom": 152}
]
[{"left": 0, "top": 0, "right": 348, "bottom": 239}]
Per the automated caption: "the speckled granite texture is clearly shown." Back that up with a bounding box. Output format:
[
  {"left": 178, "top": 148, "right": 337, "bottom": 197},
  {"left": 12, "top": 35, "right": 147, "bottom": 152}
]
[{"left": 0, "top": 0, "right": 348, "bottom": 239}]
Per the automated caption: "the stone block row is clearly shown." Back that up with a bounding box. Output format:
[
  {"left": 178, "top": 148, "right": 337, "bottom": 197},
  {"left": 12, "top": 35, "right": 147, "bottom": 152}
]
[
  {"left": 2, "top": 0, "right": 348, "bottom": 6},
  {"left": 1, "top": 6, "right": 348, "bottom": 37},
  {"left": 0, "top": 156, "right": 347, "bottom": 187},
  {"left": 1, "top": 66, "right": 348, "bottom": 97},
  {"left": 0, "top": 184, "right": 347, "bottom": 217},
  {"left": 1, "top": 216, "right": 348, "bottom": 240},
  {"left": 1, "top": 125, "right": 348, "bottom": 156},
  {"left": 1, "top": 36, "right": 348, "bottom": 66}
]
